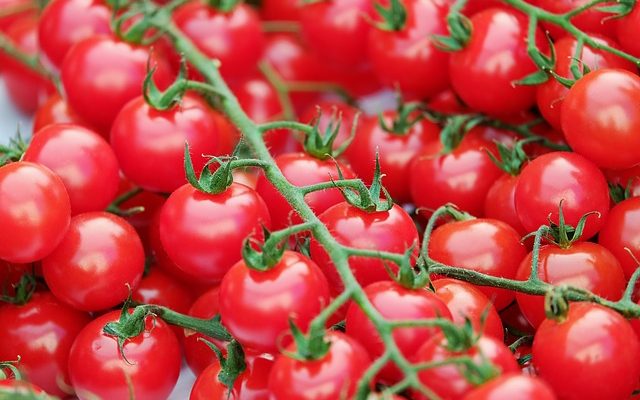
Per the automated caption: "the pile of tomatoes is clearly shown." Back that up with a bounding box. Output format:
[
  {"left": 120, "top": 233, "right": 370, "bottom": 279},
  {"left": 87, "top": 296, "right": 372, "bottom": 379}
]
[{"left": 1, "top": 0, "right": 640, "bottom": 399}]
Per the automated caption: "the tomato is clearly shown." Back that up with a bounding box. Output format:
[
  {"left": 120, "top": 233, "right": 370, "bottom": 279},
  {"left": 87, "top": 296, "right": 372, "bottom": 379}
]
[
  {"left": 368, "top": 0, "right": 449, "bottom": 98},
  {"left": 256, "top": 153, "right": 356, "bottom": 230},
  {"left": 514, "top": 152, "right": 609, "bottom": 240},
  {"left": 68, "top": 310, "right": 181, "bottom": 400},
  {"left": 515, "top": 242, "right": 626, "bottom": 328},
  {"left": 61, "top": 36, "right": 173, "bottom": 134},
  {"left": 23, "top": 123, "right": 120, "bottom": 214},
  {"left": 268, "top": 331, "right": 371, "bottom": 399},
  {"left": 562, "top": 68, "right": 640, "bottom": 170},
  {"left": 173, "top": 2, "right": 265, "bottom": 81},
  {"left": 598, "top": 197, "right": 640, "bottom": 279},
  {"left": 132, "top": 267, "right": 196, "bottom": 315},
  {"left": 414, "top": 333, "right": 518, "bottom": 400},
  {"left": 159, "top": 183, "right": 271, "bottom": 283},
  {"left": 536, "top": 35, "right": 634, "bottom": 131},
  {"left": 309, "top": 202, "right": 419, "bottom": 296},
  {"left": 484, "top": 174, "right": 527, "bottom": 235},
  {"left": 183, "top": 286, "right": 224, "bottom": 375},
  {"left": 449, "top": 8, "right": 547, "bottom": 116},
  {"left": 605, "top": 165, "right": 640, "bottom": 199},
  {"left": 532, "top": 0, "right": 617, "bottom": 38},
  {"left": 261, "top": 0, "right": 300, "bottom": 21},
  {"left": 219, "top": 251, "right": 330, "bottom": 353},
  {"left": 0, "top": 292, "right": 89, "bottom": 397},
  {"left": 38, "top": 0, "right": 111, "bottom": 68},
  {"left": 429, "top": 218, "right": 527, "bottom": 310},
  {"left": 462, "top": 374, "right": 556, "bottom": 400},
  {"left": 345, "top": 113, "right": 439, "bottom": 204},
  {"left": 32, "top": 93, "right": 85, "bottom": 133},
  {"left": 433, "top": 279, "right": 504, "bottom": 340},
  {"left": 42, "top": 212, "right": 144, "bottom": 311},
  {"left": 115, "top": 179, "right": 167, "bottom": 250},
  {"left": 345, "top": 281, "right": 452, "bottom": 383},
  {"left": 0, "top": 261, "right": 29, "bottom": 296},
  {"left": 533, "top": 303, "right": 640, "bottom": 400},
  {"left": 110, "top": 94, "right": 219, "bottom": 193},
  {"left": 462, "top": 0, "right": 504, "bottom": 16},
  {"left": 0, "top": 162, "right": 70, "bottom": 264},
  {"left": 616, "top": 5, "right": 640, "bottom": 57},
  {"left": 499, "top": 302, "right": 535, "bottom": 336}
]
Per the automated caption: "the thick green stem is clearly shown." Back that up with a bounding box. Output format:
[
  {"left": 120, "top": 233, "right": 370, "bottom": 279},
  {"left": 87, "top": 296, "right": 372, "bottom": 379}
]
[{"left": 147, "top": 305, "right": 233, "bottom": 341}]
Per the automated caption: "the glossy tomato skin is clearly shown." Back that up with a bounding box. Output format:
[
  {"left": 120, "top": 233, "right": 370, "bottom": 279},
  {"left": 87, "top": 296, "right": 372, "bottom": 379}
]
[
  {"left": 367, "top": 0, "right": 450, "bottom": 98},
  {"left": 598, "top": 197, "right": 640, "bottom": 279},
  {"left": 42, "top": 212, "right": 145, "bottom": 311},
  {"left": 415, "top": 334, "right": 519, "bottom": 400},
  {"left": 38, "top": 0, "right": 111, "bottom": 68},
  {"left": 449, "top": 8, "right": 547, "bottom": 116},
  {"left": 219, "top": 251, "right": 331, "bottom": 353},
  {"left": 183, "top": 286, "right": 224, "bottom": 375},
  {"left": 515, "top": 242, "right": 626, "bottom": 328},
  {"left": 23, "top": 123, "right": 120, "bottom": 214},
  {"left": 61, "top": 36, "right": 173, "bottom": 133},
  {"left": 533, "top": 303, "right": 640, "bottom": 400},
  {"left": 190, "top": 355, "right": 273, "bottom": 400},
  {"left": 514, "top": 152, "right": 610, "bottom": 240},
  {"left": 345, "top": 281, "right": 452, "bottom": 383},
  {"left": 0, "top": 291, "right": 90, "bottom": 397},
  {"left": 159, "top": 183, "right": 271, "bottom": 283},
  {"left": 462, "top": 374, "right": 557, "bottom": 400},
  {"left": 617, "top": 5, "right": 640, "bottom": 57},
  {"left": 261, "top": 0, "right": 300, "bottom": 21},
  {"left": 0, "top": 162, "right": 70, "bottom": 263},
  {"left": 268, "top": 331, "right": 371, "bottom": 400},
  {"left": 68, "top": 310, "right": 181, "bottom": 400},
  {"left": 562, "top": 68, "right": 640, "bottom": 170},
  {"left": 110, "top": 94, "right": 219, "bottom": 193},
  {"left": 309, "top": 202, "right": 419, "bottom": 295},
  {"left": 429, "top": 218, "right": 527, "bottom": 310},
  {"left": 256, "top": 153, "right": 356, "bottom": 229},
  {"left": 433, "top": 279, "right": 503, "bottom": 340},
  {"left": 32, "top": 93, "right": 85, "bottom": 132},
  {"left": 483, "top": 174, "right": 527, "bottom": 235}
]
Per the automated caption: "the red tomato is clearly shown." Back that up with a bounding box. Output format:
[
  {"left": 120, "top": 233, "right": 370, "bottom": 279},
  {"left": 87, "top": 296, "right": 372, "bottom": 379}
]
[
  {"left": 110, "top": 94, "right": 220, "bottom": 193},
  {"left": 427, "top": 89, "right": 468, "bottom": 114},
  {"left": 115, "top": 179, "right": 167, "bottom": 250},
  {"left": 38, "top": 0, "right": 111, "bottom": 68},
  {"left": 514, "top": 152, "right": 610, "bottom": 240},
  {"left": 433, "top": 279, "right": 504, "bottom": 340},
  {"left": 32, "top": 93, "right": 85, "bottom": 133},
  {"left": 42, "top": 212, "right": 145, "bottom": 311},
  {"left": 0, "top": 0, "right": 33, "bottom": 32},
  {"left": 532, "top": 0, "right": 617, "bottom": 38},
  {"left": 616, "top": 5, "right": 640, "bottom": 57},
  {"left": 268, "top": 331, "right": 371, "bottom": 399},
  {"left": 309, "top": 202, "right": 419, "bottom": 296},
  {"left": 598, "top": 197, "right": 640, "bottom": 279},
  {"left": 0, "top": 162, "right": 70, "bottom": 264},
  {"left": 533, "top": 303, "right": 640, "bottom": 400},
  {"left": 159, "top": 183, "right": 271, "bottom": 283},
  {"left": 484, "top": 174, "right": 527, "bottom": 235},
  {"left": 414, "top": 333, "right": 519, "bottom": 400},
  {"left": 219, "top": 251, "right": 331, "bottom": 353},
  {"left": 61, "top": 36, "right": 173, "bottom": 133},
  {"left": 429, "top": 218, "right": 527, "bottom": 310},
  {"left": 515, "top": 242, "right": 626, "bottom": 328},
  {"left": 499, "top": 302, "right": 535, "bottom": 336},
  {"left": 463, "top": 374, "right": 556, "bottom": 400},
  {"left": 0, "top": 261, "right": 29, "bottom": 296},
  {"left": 562, "top": 68, "right": 640, "bottom": 170},
  {"left": 462, "top": 0, "right": 504, "bottom": 15},
  {"left": 23, "top": 123, "right": 120, "bottom": 214},
  {"left": 345, "top": 281, "right": 452, "bottom": 383},
  {"left": 367, "top": 0, "right": 449, "bottom": 98},
  {"left": 605, "top": 165, "right": 640, "bottom": 199},
  {"left": 261, "top": 0, "right": 300, "bottom": 21},
  {"left": 132, "top": 267, "right": 196, "bottom": 315},
  {"left": 449, "top": 8, "right": 547, "bottom": 116},
  {"left": 183, "top": 286, "right": 224, "bottom": 375},
  {"left": 68, "top": 310, "right": 181, "bottom": 400}
]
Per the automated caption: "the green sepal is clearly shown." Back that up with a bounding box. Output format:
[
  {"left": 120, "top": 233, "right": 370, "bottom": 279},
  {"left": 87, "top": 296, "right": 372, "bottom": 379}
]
[
  {"left": 102, "top": 293, "right": 146, "bottom": 365},
  {"left": 391, "top": 244, "right": 432, "bottom": 290},
  {"left": 207, "top": 0, "right": 241, "bottom": 12},
  {"left": 439, "top": 114, "right": 484, "bottom": 154},
  {"left": 184, "top": 143, "right": 235, "bottom": 195},
  {"left": 544, "top": 286, "right": 570, "bottom": 322},
  {"left": 286, "top": 320, "right": 331, "bottom": 361},
  {"left": 334, "top": 154, "right": 394, "bottom": 213},
  {"left": 378, "top": 99, "right": 424, "bottom": 136},
  {"left": 241, "top": 226, "right": 286, "bottom": 272},
  {"left": 432, "top": 6, "right": 471, "bottom": 52},
  {"left": 372, "top": 0, "right": 407, "bottom": 32},
  {"left": 596, "top": 0, "right": 635, "bottom": 18},
  {"left": 514, "top": 69, "right": 549, "bottom": 86},
  {"left": 199, "top": 338, "right": 247, "bottom": 394},
  {"left": 545, "top": 201, "right": 600, "bottom": 248},
  {"left": 609, "top": 182, "right": 633, "bottom": 204},
  {"left": 0, "top": 128, "right": 28, "bottom": 167},
  {"left": 143, "top": 56, "right": 188, "bottom": 111},
  {"left": 549, "top": 70, "right": 576, "bottom": 89},
  {"left": 303, "top": 108, "right": 360, "bottom": 159},
  {"left": 484, "top": 137, "right": 539, "bottom": 176},
  {"left": 0, "top": 274, "right": 37, "bottom": 306}
]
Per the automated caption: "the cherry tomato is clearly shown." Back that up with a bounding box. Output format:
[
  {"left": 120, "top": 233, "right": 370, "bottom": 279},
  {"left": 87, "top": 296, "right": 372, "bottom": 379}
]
[
  {"left": 463, "top": 374, "right": 557, "bottom": 400},
  {"left": 598, "top": 197, "right": 640, "bottom": 279},
  {"left": 309, "top": 202, "right": 419, "bottom": 296},
  {"left": 0, "top": 161, "right": 70, "bottom": 264},
  {"left": 514, "top": 152, "right": 610, "bottom": 240},
  {"left": 68, "top": 310, "right": 181, "bottom": 400},
  {"left": 616, "top": 5, "right": 640, "bottom": 57},
  {"left": 484, "top": 174, "right": 527, "bottom": 235},
  {"left": 132, "top": 267, "right": 196, "bottom": 315},
  {"left": 533, "top": 303, "right": 640, "bottom": 400},
  {"left": 159, "top": 183, "right": 271, "bottom": 283},
  {"left": 32, "top": 93, "right": 85, "bottom": 133},
  {"left": 561, "top": 68, "right": 640, "bottom": 170},
  {"left": 183, "top": 286, "right": 224, "bottom": 375},
  {"left": 532, "top": 0, "right": 617, "bottom": 38},
  {"left": 499, "top": 302, "right": 535, "bottom": 336},
  {"left": 605, "top": 165, "right": 640, "bottom": 199},
  {"left": 515, "top": 242, "right": 626, "bottom": 328},
  {"left": 462, "top": 0, "right": 504, "bottom": 16},
  {"left": 42, "top": 212, "right": 145, "bottom": 311},
  {"left": 261, "top": 0, "right": 300, "bottom": 21},
  {"left": 268, "top": 331, "right": 371, "bottom": 400},
  {"left": 115, "top": 178, "right": 167, "bottom": 250}
]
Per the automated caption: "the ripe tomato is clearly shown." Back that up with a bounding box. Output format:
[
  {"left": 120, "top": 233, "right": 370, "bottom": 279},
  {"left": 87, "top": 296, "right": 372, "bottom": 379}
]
[
  {"left": 345, "top": 281, "right": 452, "bottom": 383},
  {"left": 605, "top": 165, "right": 640, "bottom": 199},
  {"left": 515, "top": 242, "right": 626, "bottom": 328},
  {"left": 562, "top": 68, "right": 640, "bottom": 170},
  {"left": 449, "top": 8, "right": 547, "bottom": 116},
  {"left": 110, "top": 94, "right": 220, "bottom": 193},
  {"left": 183, "top": 286, "right": 224, "bottom": 375},
  {"left": 159, "top": 183, "right": 271, "bottom": 283},
  {"left": 432, "top": 279, "right": 503, "bottom": 340},
  {"left": 68, "top": 310, "right": 181, "bottom": 400},
  {"left": 532, "top": 0, "right": 617, "bottom": 38},
  {"left": 23, "top": 123, "right": 120, "bottom": 214},
  {"left": 42, "top": 212, "right": 145, "bottom": 311},
  {"left": 598, "top": 197, "right": 640, "bottom": 279},
  {"left": 261, "top": 0, "right": 300, "bottom": 21},
  {"left": 268, "top": 331, "right": 371, "bottom": 399},
  {"left": 429, "top": 218, "right": 527, "bottom": 310},
  {"left": 132, "top": 267, "right": 196, "bottom": 315},
  {"left": 32, "top": 93, "right": 85, "bottom": 133},
  {"left": 463, "top": 374, "right": 556, "bottom": 400},
  {"left": 514, "top": 152, "right": 609, "bottom": 240},
  {"left": 616, "top": 5, "right": 640, "bottom": 57},
  {"left": 309, "top": 202, "right": 419, "bottom": 296},
  {"left": 483, "top": 174, "right": 527, "bottom": 235},
  {"left": 533, "top": 303, "right": 640, "bottom": 400},
  {"left": 0, "top": 162, "right": 70, "bottom": 264}
]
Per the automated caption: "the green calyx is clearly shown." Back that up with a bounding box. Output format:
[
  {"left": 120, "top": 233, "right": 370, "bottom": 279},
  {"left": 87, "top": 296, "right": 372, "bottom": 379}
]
[
  {"left": 241, "top": 226, "right": 287, "bottom": 272},
  {"left": 485, "top": 138, "right": 540, "bottom": 176},
  {"left": 544, "top": 286, "right": 570, "bottom": 322},
  {"left": 0, "top": 130, "right": 28, "bottom": 167},
  {"left": 303, "top": 109, "right": 360, "bottom": 160},
  {"left": 143, "top": 57, "right": 188, "bottom": 111},
  {"left": 207, "top": 0, "right": 240, "bottom": 12},
  {"left": 390, "top": 244, "right": 431, "bottom": 290},
  {"left": 544, "top": 201, "right": 598, "bottom": 248},
  {"left": 102, "top": 295, "right": 148, "bottom": 364},
  {"left": 334, "top": 154, "right": 394, "bottom": 213},
  {"left": 287, "top": 320, "right": 331, "bottom": 361},
  {"left": 378, "top": 100, "right": 424, "bottom": 136},
  {"left": 372, "top": 0, "right": 407, "bottom": 32},
  {"left": 609, "top": 181, "right": 634, "bottom": 204},
  {"left": 184, "top": 143, "right": 234, "bottom": 195},
  {"left": 439, "top": 114, "right": 484, "bottom": 154},
  {"left": 0, "top": 274, "right": 37, "bottom": 306},
  {"left": 432, "top": 0, "right": 471, "bottom": 51},
  {"left": 199, "top": 339, "right": 246, "bottom": 394}
]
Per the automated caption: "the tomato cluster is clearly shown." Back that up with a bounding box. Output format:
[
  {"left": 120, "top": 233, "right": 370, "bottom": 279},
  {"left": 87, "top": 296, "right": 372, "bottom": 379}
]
[{"left": 1, "top": 0, "right": 640, "bottom": 399}]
